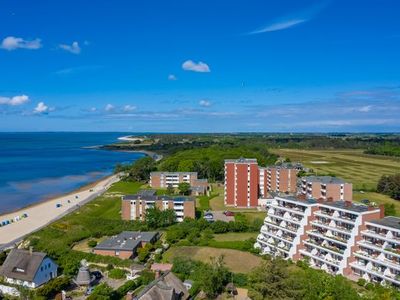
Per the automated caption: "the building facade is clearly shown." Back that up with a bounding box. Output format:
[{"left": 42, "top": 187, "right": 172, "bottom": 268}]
[
  {"left": 259, "top": 164, "right": 298, "bottom": 197},
  {"left": 254, "top": 195, "right": 400, "bottom": 286},
  {"left": 121, "top": 190, "right": 195, "bottom": 222},
  {"left": 350, "top": 216, "right": 400, "bottom": 286},
  {"left": 224, "top": 158, "right": 259, "bottom": 207},
  {"left": 150, "top": 171, "right": 209, "bottom": 195},
  {"left": 0, "top": 249, "right": 58, "bottom": 289},
  {"left": 301, "top": 176, "right": 353, "bottom": 201}
]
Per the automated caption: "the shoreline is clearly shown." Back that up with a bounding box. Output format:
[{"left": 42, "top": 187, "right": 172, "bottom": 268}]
[
  {"left": 0, "top": 174, "right": 121, "bottom": 250},
  {"left": 0, "top": 173, "right": 114, "bottom": 218}
]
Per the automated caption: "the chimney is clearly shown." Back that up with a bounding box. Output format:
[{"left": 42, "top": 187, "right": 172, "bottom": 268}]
[
  {"left": 126, "top": 291, "right": 134, "bottom": 300},
  {"left": 327, "top": 197, "right": 333, "bottom": 202},
  {"left": 379, "top": 204, "right": 385, "bottom": 219},
  {"left": 317, "top": 197, "right": 324, "bottom": 203},
  {"left": 29, "top": 246, "right": 33, "bottom": 255},
  {"left": 155, "top": 270, "right": 160, "bottom": 279},
  {"left": 344, "top": 200, "right": 352, "bottom": 208}
]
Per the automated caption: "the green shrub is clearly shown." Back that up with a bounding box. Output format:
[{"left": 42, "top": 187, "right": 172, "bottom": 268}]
[
  {"left": 108, "top": 268, "right": 126, "bottom": 279},
  {"left": 87, "top": 240, "right": 97, "bottom": 248},
  {"left": 357, "top": 278, "right": 366, "bottom": 286}
]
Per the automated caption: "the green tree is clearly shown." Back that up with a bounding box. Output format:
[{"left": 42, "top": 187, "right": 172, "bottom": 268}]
[
  {"left": 178, "top": 182, "right": 191, "bottom": 195},
  {"left": 87, "top": 283, "right": 114, "bottom": 300},
  {"left": 166, "top": 184, "right": 174, "bottom": 195},
  {"left": 124, "top": 157, "right": 156, "bottom": 182}
]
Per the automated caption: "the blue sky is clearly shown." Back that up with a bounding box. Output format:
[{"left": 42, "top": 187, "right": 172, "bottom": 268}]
[{"left": 1, "top": 0, "right": 400, "bottom": 132}]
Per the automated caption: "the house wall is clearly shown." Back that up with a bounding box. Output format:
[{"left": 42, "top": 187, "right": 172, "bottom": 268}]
[
  {"left": 32, "top": 257, "right": 58, "bottom": 288},
  {"left": 121, "top": 200, "right": 131, "bottom": 220},
  {"left": 93, "top": 249, "right": 134, "bottom": 259},
  {"left": 183, "top": 201, "right": 195, "bottom": 219},
  {"left": 225, "top": 162, "right": 235, "bottom": 206}
]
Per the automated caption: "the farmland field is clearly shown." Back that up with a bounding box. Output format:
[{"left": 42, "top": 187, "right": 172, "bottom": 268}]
[
  {"left": 271, "top": 149, "right": 400, "bottom": 190},
  {"left": 163, "top": 246, "right": 263, "bottom": 273}
]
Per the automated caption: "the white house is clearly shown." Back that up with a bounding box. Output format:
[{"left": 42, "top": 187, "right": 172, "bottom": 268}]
[{"left": 0, "top": 248, "right": 58, "bottom": 288}]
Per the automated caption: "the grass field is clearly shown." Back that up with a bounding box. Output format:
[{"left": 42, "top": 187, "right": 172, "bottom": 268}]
[
  {"left": 163, "top": 246, "right": 262, "bottom": 273},
  {"left": 353, "top": 191, "right": 400, "bottom": 216},
  {"left": 213, "top": 232, "right": 258, "bottom": 241},
  {"left": 271, "top": 149, "right": 400, "bottom": 190}
]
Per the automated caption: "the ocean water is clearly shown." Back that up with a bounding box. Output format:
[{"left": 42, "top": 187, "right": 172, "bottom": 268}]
[{"left": 0, "top": 132, "right": 145, "bottom": 214}]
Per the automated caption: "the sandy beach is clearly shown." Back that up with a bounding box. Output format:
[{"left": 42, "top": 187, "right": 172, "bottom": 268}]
[{"left": 0, "top": 174, "right": 120, "bottom": 249}]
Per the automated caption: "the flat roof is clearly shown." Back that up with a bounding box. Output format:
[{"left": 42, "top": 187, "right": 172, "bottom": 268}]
[
  {"left": 94, "top": 231, "right": 158, "bottom": 251},
  {"left": 302, "top": 176, "right": 347, "bottom": 184},
  {"left": 322, "top": 201, "right": 369, "bottom": 213},
  {"left": 271, "top": 192, "right": 318, "bottom": 205},
  {"left": 369, "top": 216, "right": 400, "bottom": 230}
]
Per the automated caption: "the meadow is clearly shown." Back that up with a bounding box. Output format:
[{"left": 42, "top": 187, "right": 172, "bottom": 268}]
[
  {"left": 163, "top": 246, "right": 263, "bottom": 273},
  {"left": 271, "top": 149, "right": 400, "bottom": 190}
]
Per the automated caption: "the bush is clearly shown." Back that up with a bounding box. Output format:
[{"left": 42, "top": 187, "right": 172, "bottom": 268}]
[
  {"left": 108, "top": 268, "right": 127, "bottom": 279},
  {"left": 36, "top": 276, "right": 71, "bottom": 298},
  {"left": 365, "top": 282, "right": 374, "bottom": 290},
  {"left": 357, "top": 278, "right": 366, "bottom": 286},
  {"left": 87, "top": 240, "right": 98, "bottom": 248}
]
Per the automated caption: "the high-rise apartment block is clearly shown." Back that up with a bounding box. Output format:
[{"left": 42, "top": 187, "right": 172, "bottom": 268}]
[
  {"left": 254, "top": 194, "right": 400, "bottom": 287},
  {"left": 224, "top": 158, "right": 299, "bottom": 208},
  {"left": 301, "top": 176, "right": 353, "bottom": 201},
  {"left": 224, "top": 158, "right": 259, "bottom": 207}
]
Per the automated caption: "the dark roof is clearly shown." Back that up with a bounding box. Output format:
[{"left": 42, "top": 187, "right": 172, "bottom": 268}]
[
  {"left": 0, "top": 249, "right": 53, "bottom": 282},
  {"left": 271, "top": 193, "right": 318, "bottom": 205},
  {"left": 302, "top": 176, "right": 347, "bottom": 184},
  {"left": 137, "top": 190, "right": 157, "bottom": 197},
  {"left": 369, "top": 216, "right": 400, "bottom": 230},
  {"left": 94, "top": 231, "right": 158, "bottom": 252},
  {"left": 135, "top": 271, "right": 189, "bottom": 300},
  {"left": 322, "top": 201, "right": 369, "bottom": 213}
]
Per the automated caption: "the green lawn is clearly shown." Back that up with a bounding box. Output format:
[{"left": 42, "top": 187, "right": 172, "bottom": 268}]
[
  {"left": 271, "top": 149, "right": 400, "bottom": 190},
  {"left": 213, "top": 232, "right": 258, "bottom": 241},
  {"left": 353, "top": 191, "right": 400, "bottom": 216},
  {"left": 163, "top": 246, "right": 262, "bottom": 273},
  {"left": 107, "top": 181, "right": 143, "bottom": 195}
]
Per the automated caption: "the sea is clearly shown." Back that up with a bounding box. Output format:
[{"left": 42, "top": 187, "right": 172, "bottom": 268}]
[{"left": 0, "top": 132, "right": 145, "bottom": 214}]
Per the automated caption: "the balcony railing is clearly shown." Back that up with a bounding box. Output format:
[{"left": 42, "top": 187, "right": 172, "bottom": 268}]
[
  {"left": 307, "top": 230, "right": 348, "bottom": 246},
  {"left": 311, "top": 220, "right": 352, "bottom": 235}
]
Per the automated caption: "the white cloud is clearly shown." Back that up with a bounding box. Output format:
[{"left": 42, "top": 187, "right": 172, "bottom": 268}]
[
  {"left": 33, "top": 102, "right": 50, "bottom": 114},
  {"left": 182, "top": 60, "right": 210, "bottom": 73},
  {"left": 123, "top": 105, "right": 136, "bottom": 112},
  {"left": 89, "top": 107, "right": 97, "bottom": 112},
  {"left": 250, "top": 19, "right": 306, "bottom": 34},
  {"left": 59, "top": 41, "right": 81, "bottom": 54},
  {"left": 0, "top": 36, "right": 42, "bottom": 51},
  {"left": 0, "top": 95, "right": 29, "bottom": 106},
  {"left": 358, "top": 105, "right": 373, "bottom": 112},
  {"left": 168, "top": 74, "right": 177, "bottom": 81},
  {"left": 105, "top": 104, "right": 114, "bottom": 112},
  {"left": 199, "top": 100, "right": 211, "bottom": 107}
]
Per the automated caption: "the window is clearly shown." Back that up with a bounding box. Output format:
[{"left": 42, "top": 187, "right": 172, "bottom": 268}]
[
  {"left": 41, "top": 267, "right": 43, "bottom": 272},
  {"left": 115, "top": 251, "right": 120, "bottom": 256}
]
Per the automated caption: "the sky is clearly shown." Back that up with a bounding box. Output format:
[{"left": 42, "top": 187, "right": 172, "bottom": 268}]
[{"left": 1, "top": 0, "right": 400, "bottom": 132}]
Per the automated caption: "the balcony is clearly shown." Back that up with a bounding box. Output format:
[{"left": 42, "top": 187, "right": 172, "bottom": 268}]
[
  {"left": 314, "top": 210, "right": 356, "bottom": 224},
  {"left": 350, "top": 261, "right": 400, "bottom": 285},
  {"left": 257, "top": 236, "right": 290, "bottom": 253},
  {"left": 268, "top": 203, "right": 306, "bottom": 216},
  {"left": 311, "top": 220, "right": 352, "bottom": 235},
  {"left": 307, "top": 230, "right": 348, "bottom": 246},
  {"left": 362, "top": 229, "right": 400, "bottom": 244},
  {"left": 260, "top": 226, "right": 294, "bottom": 244},
  {"left": 263, "top": 219, "right": 298, "bottom": 234},
  {"left": 299, "top": 249, "right": 341, "bottom": 267},
  {"left": 304, "top": 239, "right": 345, "bottom": 255},
  {"left": 354, "top": 250, "right": 400, "bottom": 272}
]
